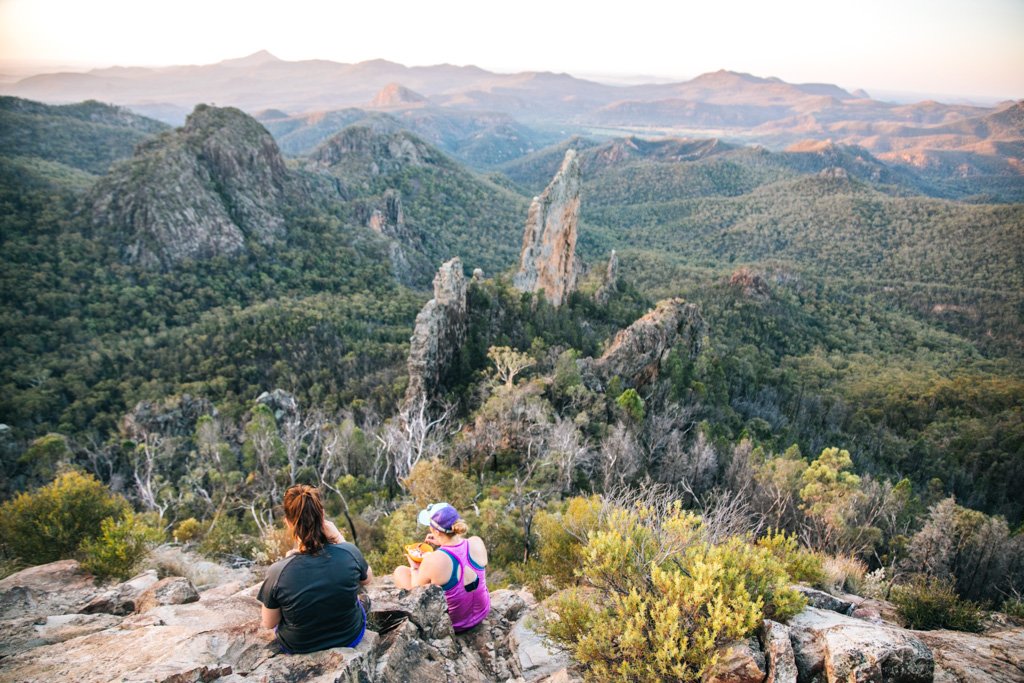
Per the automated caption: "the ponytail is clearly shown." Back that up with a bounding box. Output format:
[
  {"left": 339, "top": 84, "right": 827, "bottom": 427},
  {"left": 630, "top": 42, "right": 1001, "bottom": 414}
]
[
  {"left": 451, "top": 519, "right": 469, "bottom": 536},
  {"left": 283, "top": 485, "right": 328, "bottom": 554}
]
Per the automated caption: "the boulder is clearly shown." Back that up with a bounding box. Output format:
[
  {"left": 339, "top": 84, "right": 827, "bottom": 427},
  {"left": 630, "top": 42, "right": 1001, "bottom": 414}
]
[
  {"left": 513, "top": 149, "right": 582, "bottom": 307},
  {"left": 793, "top": 586, "right": 855, "bottom": 616},
  {"left": 122, "top": 394, "right": 216, "bottom": 441},
  {"left": 509, "top": 618, "right": 573, "bottom": 682},
  {"left": 788, "top": 606, "right": 933, "bottom": 682},
  {"left": 81, "top": 569, "right": 161, "bottom": 615},
  {"left": 135, "top": 576, "right": 200, "bottom": 613},
  {"left": 916, "top": 625, "right": 1024, "bottom": 683},
  {"left": 760, "top": 619, "right": 797, "bottom": 683},
  {"left": 593, "top": 250, "right": 619, "bottom": 305},
  {"left": 705, "top": 637, "right": 767, "bottom": 683}
]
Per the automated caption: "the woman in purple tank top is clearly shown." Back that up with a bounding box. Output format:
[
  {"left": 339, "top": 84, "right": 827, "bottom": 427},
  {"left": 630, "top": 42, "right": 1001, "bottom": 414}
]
[{"left": 392, "top": 502, "right": 491, "bottom": 632}]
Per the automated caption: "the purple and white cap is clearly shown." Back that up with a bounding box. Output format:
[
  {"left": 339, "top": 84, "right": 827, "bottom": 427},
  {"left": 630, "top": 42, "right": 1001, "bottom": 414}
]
[{"left": 417, "top": 502, "right": 460, "bottom": 534}]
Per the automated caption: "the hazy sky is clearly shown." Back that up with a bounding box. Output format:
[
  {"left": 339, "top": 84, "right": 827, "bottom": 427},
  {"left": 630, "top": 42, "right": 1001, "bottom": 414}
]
[{"left": 1, "top": 0, "right": 1022, "bottom": 100}]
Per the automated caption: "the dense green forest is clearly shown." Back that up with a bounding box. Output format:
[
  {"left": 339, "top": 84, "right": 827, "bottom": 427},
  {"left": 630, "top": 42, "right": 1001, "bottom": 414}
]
[{"left": 2, "top": 97, "right": 1023, "bottom": 647}]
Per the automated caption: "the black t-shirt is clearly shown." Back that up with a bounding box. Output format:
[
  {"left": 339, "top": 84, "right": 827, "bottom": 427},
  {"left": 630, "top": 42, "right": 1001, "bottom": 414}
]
[{"left": 257, "top": 542, "right": 368, "bottom": 653}]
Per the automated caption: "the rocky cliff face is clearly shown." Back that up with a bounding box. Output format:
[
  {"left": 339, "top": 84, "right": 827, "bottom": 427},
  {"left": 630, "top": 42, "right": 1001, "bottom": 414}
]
[
  {"left": 580, "top": 297, "right": 705, "bottom": 390},
  {"left": 513, "top": 149, "right": 582, "bottom": 307},
  {"left": 89, "top": 104, "right": 289, "bottom": 269},
  {"left": 355, "top": 189, "right": 433, "bottom": 286},
  {"left": 403, "top": 258, "right": 469, "bottom": 409}
]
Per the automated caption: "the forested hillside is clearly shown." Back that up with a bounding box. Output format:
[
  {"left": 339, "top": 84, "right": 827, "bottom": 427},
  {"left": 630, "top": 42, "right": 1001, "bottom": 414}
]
[{"left": 2, "top": 96, "right": 1023, "bottom": 655}]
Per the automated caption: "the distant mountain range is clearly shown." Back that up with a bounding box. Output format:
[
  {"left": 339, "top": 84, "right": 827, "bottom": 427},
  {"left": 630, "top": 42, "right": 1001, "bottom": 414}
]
[{"left": 3, "top": 51, "right": 1021, "bottom": 200}]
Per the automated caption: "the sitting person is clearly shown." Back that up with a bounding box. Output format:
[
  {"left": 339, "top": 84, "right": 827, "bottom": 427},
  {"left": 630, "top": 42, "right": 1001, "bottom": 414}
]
[
  {"left": 393, "top": 502, "right": 490, "bottom": 632},
  {"left": 258, "top": 484, "right": 373, "bottom": 653}
]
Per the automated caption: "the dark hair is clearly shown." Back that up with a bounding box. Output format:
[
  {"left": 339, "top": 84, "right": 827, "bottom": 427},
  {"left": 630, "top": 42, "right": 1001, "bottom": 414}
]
[{"left": 283, "top": 485, "right": 328, "bottom": 554}]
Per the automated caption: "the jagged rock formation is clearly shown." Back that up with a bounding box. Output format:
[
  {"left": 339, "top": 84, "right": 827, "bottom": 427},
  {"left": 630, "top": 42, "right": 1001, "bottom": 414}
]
[
  {"left": 403, "top": 258, "right": 469, "bottom": 409},
  {"left": 579, "top": 298, "right": 704, "bottom": 390},
  {"left": 355, "top": 189, "right": 433, "bottom": 286},
  {"left": 255, "top": 389, "right": 299, "bottom": 423},
  {"left": 513, "top": 149, "right": 582, "bottom": 307},
  {"left": 593, "top": 250, "right": 619, "bottom": 304},
  {"left": 89, "top": 104, "right": 289, "bottom": 269}
]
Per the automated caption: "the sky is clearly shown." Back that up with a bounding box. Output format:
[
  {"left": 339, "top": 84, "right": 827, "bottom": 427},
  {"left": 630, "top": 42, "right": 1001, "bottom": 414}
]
[{"left": 1, "top": 0, "right": 1022, "bottom": 101}]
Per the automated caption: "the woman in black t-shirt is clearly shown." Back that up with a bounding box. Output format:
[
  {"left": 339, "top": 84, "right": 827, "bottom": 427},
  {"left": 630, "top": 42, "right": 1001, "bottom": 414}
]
[{"left": 257, "top": 485, "right": 374, "bottom": 653}]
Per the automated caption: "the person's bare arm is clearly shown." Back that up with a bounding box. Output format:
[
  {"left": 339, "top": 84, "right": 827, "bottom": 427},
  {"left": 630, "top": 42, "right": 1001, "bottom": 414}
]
[
  {"left": 360, "top": 564, "right": 374, "bottom": 586},
  {"left": 323, "top": 519, "right": 344, "bottom": 544},
  {"left": 261, "top": 605, "right": 281, "bottom": 629}
]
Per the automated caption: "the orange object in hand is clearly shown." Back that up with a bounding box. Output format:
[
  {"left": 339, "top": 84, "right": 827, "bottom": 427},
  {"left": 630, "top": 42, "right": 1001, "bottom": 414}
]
[{"left": 404, "top": 542, "right": 434, "bottom": 564}]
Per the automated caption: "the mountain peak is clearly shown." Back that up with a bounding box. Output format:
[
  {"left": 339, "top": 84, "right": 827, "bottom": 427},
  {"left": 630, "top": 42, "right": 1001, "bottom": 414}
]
[
  {"left": 370, "top": 82, "right": 427, "bottom": 108},
  {"left": 217, "top": 50, "right": 282, "bottom": 67}
]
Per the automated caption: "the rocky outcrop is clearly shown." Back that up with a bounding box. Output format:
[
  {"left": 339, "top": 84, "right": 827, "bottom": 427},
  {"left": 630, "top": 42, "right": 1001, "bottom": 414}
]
[
  {"left": 579, "top": 297, "right": 704, "bottom": 390},
  {"left": 356, "top": 189, "right": 433, "bottom": 286},
  {"left": 403, "top": 258, "right": 469, "bottom": 410},
  {"left": 0, "top": 560, "right": 573, "bottom": 683},
  {"left": 729, "top": 266, "right": 772, "bottom": 300},
  {"left": 255, "top": 388, "right": 299, "bottom": 423},
  {"left": 90, "top": 104, "right": 289, "bottom": 269},
  {"left": 917, "top": 620, "right": 1024, "bottom": 683},
  {"left": 593, "top": 250, "right": 619, "bottom": 304},
  {"left": 760, "top": 619, "right": 798, "bottom": 683},
  {"left": 122, "top": 394, "right": 216, "bottom": 441},
  {"left": 788, "top": 607, "right": 933, "bottom": 682},
  {"left": 513, "top": 150, "right": 582, "bottom": 307}
]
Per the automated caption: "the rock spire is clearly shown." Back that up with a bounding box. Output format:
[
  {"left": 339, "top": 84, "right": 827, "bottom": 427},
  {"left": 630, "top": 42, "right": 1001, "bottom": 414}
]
[
  {"left": 513, "top": 149, "right": 582, "bottom": 306},
  {"left": 403, "top": 258, "right": 469, "bottom": 409}
]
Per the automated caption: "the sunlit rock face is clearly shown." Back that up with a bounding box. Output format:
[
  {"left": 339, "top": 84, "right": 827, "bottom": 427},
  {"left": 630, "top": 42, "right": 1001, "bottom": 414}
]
[{"left": 513, "top": 149, "right": 582, "bottom": 307}]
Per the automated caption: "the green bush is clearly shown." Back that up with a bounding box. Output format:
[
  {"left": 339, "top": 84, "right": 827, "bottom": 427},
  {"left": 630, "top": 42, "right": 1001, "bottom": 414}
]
[
  {"left": 755, "top": 528, "right": 826, "bottom": 585},
  {"left": 173, "top": 517, "right": 204, "bottom": 544},
  {"left": 0, "top": 470, "right": 128, "bottom": 564},
  {"left": 197, "top": 514, "right": 261, "bottom": 560},
  {"left": 402, "top": 459, "right": 476, "bottom": 510},
  {"left": 1001, "top": 597, "right": 1024, "bottom": 620},
  {"left": 542, "top": 498, "right": 806, "bottom": 681},
  {"left": 79, "top": 512, "right": 164, "bottom": 580},
  {"left": 892, "top": 575, "right": 984, "bottom": 632}
]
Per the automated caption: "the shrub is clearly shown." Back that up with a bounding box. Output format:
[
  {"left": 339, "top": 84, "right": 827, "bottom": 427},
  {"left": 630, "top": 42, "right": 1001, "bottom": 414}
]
[
  {"left": 534, "top": 496, "right": 602, "bottom": 591},
  {"left": 542, "top": 499, "right": 805, "bottom": 681},
  {"left": 173, "top": 518, "right": 204, "bottom": 544},
  {"left": 364, "top": 503, "right": 420, "bottom": 574},
  {"left": 197, "top": 514, "right": 261, "bottom": 560},
  {"left": 402, "top": 459, "right": 476, "bottom": 510},
  {"left": 756, "top": 529, "right": 826, "bottom": 585},
  {"left": 79, "top": 512, "right": 164, "bottom": 581},
  {"left": 0, "top": 470, "right": 128, "bottom": 564},
  {"left": 892, "top": 575, "right": 984, "bottom": 632},
  {"left": 861, "top": 567, "right": 888, "bottom": 599},
  {"left": 1001, "top": 597, "right": 1024, "bottom": 620},
  {"left": 821, "top": 554, "right": 868, "bottom": 594}
]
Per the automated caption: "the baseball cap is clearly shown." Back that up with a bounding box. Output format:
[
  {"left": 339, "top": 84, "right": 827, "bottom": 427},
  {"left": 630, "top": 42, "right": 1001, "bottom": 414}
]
[{"left": 417, "top": 502, "right": 460, "bottom": 534}]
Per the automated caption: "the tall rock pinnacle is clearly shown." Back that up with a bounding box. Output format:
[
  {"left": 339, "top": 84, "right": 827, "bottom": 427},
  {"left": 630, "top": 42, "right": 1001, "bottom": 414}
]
[
  {"left": 513, "top": 149, "right": 582, "bottom": 306},
  {"left": 403, "top": 258, "right": 469, "bottom": 410}
]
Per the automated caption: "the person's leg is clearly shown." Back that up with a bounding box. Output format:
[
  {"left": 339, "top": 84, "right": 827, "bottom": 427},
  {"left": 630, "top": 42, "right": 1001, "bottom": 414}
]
[{"left": 393, "top": 565, "right": 413, "bottom": 589}]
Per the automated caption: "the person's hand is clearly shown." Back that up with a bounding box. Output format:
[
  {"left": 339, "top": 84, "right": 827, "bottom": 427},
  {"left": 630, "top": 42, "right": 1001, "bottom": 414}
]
[
  {"left": 424, "top": 530, "right": 438, "bottom": 546},
  {"left": 323, "top": 519, "right": 344, "bottom": 544}
]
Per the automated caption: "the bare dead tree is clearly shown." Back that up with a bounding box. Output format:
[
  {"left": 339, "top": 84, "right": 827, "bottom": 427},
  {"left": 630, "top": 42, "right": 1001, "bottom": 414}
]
[
  {"left": 374, "top": 396, "right": 454, "bottom": 490},
  {"left": 131, "top": 433, "right": 172, "bottom": 522},
  {"left": 599, "top": 423, "right": 641, "bottom": 490}
]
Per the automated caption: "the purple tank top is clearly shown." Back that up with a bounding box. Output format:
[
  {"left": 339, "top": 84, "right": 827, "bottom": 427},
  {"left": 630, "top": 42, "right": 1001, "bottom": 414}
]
[{"left": 438, "top": 539, "right": 490, "bottom": 632}]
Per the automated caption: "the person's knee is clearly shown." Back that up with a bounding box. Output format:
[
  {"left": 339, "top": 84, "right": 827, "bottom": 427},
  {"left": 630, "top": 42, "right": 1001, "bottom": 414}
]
[{"left": 393, "top": 566, "right": 411, "bottom": 588}]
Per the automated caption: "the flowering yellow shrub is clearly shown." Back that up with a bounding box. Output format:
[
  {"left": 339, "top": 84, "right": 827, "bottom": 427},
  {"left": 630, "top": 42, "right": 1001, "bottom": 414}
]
[{"left": 542, "top": 499, "right": 806, "bottom": 682}]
